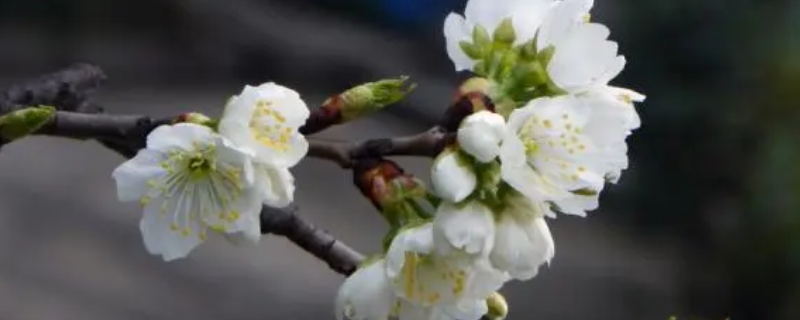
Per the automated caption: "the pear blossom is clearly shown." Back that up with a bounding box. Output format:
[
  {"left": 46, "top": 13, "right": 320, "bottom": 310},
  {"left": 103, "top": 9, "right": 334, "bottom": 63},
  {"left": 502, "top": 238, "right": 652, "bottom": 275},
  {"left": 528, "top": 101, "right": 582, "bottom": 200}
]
[
  {"left": 218, "top": 82, "right": 310, "bottom": 208},
  {"left": 386, "top": 223, "right": 508, "bottom": 320},
  {"left": 489, "top": 193, "right": 555, "bottom": 280},
  {"left": 112, "top": 123, "right": 263, "bottom": 261},
  {"left": 444, "top": 0, "right": 556, "bottom": 71},
  {"left": 432, "top": 201, "right": 495, "bottom": 258},
  {"left": 431, "top": 149, "right": 477, "bottom": 203},
  {"left": 336, "top": 258, "right": 490, "bottom": 320},
  {"left": 499, "top": 95, "right": 630, "bottom": 216},
  {"left": 457, "top": 111, "right": 506, "bottom": 163}
]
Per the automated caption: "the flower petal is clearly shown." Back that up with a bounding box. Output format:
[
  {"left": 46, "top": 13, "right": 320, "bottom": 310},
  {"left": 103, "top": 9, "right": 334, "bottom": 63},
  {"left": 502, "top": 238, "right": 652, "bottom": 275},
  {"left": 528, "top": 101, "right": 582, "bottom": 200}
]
[
  {"left": 254, "top": 163, "right": 295, "bottom": 208},
  {"left": 147, "top": 123, "right": 214, "bottom": 153},
  {"left": 490, "top": 213, "right": 554, "bottom": 280},
  {"left": 336, "top": 260, "right": 395, "bottom": 320},
  {"left": 140, "top": 197, "right": 205, "bottom": 261},
  {"left": 433, "top": 201, "right": 495, "bottom": 256},
  {"left": 112, "top": 149, "right": 166, "bottom": 203},
  {"left": 444, "top": 13, "right": 474, "bottom": 72}
]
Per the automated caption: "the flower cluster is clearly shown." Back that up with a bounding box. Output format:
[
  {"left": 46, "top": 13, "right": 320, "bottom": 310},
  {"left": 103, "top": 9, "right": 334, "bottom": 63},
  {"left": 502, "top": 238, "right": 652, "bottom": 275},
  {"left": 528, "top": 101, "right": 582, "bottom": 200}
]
[
  {"left": 112, "top": 83, "right": 311, "bottom": 261},
  {"left": 336, "top": 0, "right": 644, "bottom": 319}
]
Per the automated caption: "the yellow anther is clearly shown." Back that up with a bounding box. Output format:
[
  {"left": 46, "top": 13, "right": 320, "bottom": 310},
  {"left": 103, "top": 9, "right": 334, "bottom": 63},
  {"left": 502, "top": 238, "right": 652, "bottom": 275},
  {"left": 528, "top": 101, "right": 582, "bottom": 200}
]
[
  {"left": 543, "top": 119, "right": 553, "bottom": 128},
  {"left": 170, "top": 222, "right": 180, "bottom": 232}
]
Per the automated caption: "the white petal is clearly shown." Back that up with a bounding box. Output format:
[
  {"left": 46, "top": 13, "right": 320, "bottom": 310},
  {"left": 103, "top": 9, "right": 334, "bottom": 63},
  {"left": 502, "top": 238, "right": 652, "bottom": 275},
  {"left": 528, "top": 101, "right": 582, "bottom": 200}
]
[
  {"left": 386, "top": 224, "right": 435, "bottom": 281},
  {"left": 431, "top": 151, "right": 477, "bottom": 203},
  {"left": 433, "top": 201, "right": 495, "bottom": 256},
  {"left": 111, "top": 149, "right": 166, "bottom": 203},
  {"left": 553, "top": 194, "right": 598, "bottom": 217},
  {"left": 537, "top": 0, "right": 594, "bottom": 49},
  {"left": 223, "top": 186, "right": 265, "bottom": 235},
  {"left": 443, "top": 13, "right": 474, "bottom": 72},
  {"left": 490, "top": 213, "right": 554, "bottom": 280},
  {"left": 464, "top": 0, "right": 505, "bottom": 31},
  {"left": 336, "top": 260, "right": 395, "bottom": 320},
  {"left": 254, "top": 163, "right": 295, "bottom": 208},
  {"left": 436, "top": 299, "right": 488, "bottom": 320},
  {"left": 147, "top": 123, "right": 214, "bottom": 153},
  {"left": 457, "top": 111, "right": 505, "bottom": 163},
  {"left": 140, "top": 197, "right": 205, "bottom": 261}
]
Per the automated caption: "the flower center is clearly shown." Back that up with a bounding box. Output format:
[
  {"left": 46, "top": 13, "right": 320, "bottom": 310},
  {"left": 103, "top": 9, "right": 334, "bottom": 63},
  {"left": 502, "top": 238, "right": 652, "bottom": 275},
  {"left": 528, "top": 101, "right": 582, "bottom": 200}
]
[{"left": 250, "top": 99, "right": 293, "bottom": 151}]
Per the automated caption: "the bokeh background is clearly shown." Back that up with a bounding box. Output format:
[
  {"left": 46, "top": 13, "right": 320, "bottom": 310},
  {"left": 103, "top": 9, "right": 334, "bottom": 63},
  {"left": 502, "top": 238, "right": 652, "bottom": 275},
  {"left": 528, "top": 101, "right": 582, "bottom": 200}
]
[{"left": 0, "top": 0, "right": 798, "bottom": 319}]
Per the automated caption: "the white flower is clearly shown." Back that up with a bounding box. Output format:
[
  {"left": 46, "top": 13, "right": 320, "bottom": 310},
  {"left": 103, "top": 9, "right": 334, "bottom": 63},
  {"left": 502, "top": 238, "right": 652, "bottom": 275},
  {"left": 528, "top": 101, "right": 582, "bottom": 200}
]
[
  {"left": 457, "top": 111, "right": 506, "bottom": 163},
  {"left": 489, "top": 194, "right": 555, "bottom": 280},
  {"left": 112, "top": 123, "right": 263, "bottom": 261},
  {"left": 218, "top": 82, "right": 310, "bottom": 208},
  {"left": 431, "top": 150, "right": 477, "bottom": 203},
  {"left": 386, "top": 223, "right": 508, "bottom": 316},
  {"left": 499, "top": 95, "right": 629, "bottom": 216},
  {"left": 537, "top": 0, "right": 626, "bottom": 93},
  {"left": 335, "top": 258, "right": 488, "bottom": 320},
  {"left": 336, "top": 259, "right": 396, "bottom": 320},
  {"left": 432, "top": 201, "right": 495, "bottom": 257},
  {"left": 444, "top": 0, "right": 556, "bottom": 71}
]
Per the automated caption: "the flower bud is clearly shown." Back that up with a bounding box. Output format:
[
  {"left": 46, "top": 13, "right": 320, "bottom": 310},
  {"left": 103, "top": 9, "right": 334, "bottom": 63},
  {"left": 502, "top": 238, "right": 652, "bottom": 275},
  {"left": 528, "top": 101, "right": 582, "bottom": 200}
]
[
  {"left": 457, "top": 111, "right": 506, "bottom": 163},
  {"left": 431, "top": 147, "right": 477, "bottom": 203},
  {"left": 334, "top": 76, "right": 416, "bottom": 122},
  {"left": 493, "top": 18, "right": 516, "bottom": 45},
  {"left": 0, "top": 105, "right": 56, "bottom": 142},
  {"left": 486, "top": 292, "right": 509, "bottom": 320}
]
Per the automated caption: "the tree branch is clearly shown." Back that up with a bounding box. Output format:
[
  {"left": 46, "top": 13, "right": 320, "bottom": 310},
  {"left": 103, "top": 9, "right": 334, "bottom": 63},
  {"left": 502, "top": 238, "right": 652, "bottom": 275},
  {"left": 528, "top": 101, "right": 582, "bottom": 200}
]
[
  {"left": 260, "top": 204, "right": 364, "bottom": 276},
  {"left": 0, "top": 63, "right": 106, "bottom": 115},
  {"left": 307, "top": 126, "right": 451, "bottom": 168}
]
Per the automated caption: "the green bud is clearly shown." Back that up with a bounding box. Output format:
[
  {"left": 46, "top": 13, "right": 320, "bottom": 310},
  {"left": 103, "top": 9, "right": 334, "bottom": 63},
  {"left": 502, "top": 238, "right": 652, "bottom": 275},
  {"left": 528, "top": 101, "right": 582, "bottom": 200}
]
[
  {"left": 341, "top": 76, "right": 416, "bottom": 121},
  {"left": 519, "top": 39, "right": 538, "bottom": 60},
  {"left": 486, "top": 292, "right": 509, "bottom": 320},
  {"left": 0, "top": 106, "right": 56, "bottom": 142},
  {"left": 472, "top": 25, "right": 491, "bottom": 50},
  {"left": 538, "top": 45, "right": 556, "bottom": 66},
  {"left": 493, "top": 18, "right": 516, "bottom": 45},
  {"left": 473, "top": 61, "right": 489, "bottom": 76},
  {"left": 179, "top": 112, "right": 218, "bottom": 129},
  {"left": 516, "top": 61, "right": 548, "bottom": 87},
  {"left": 459, "top": 41, "right": 483, "bottom": 60}
]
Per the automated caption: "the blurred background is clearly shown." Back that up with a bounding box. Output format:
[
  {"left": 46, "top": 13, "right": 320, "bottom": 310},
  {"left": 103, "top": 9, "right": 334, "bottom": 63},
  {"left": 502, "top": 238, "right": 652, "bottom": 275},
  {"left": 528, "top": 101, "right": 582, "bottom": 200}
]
[{"left": 0, "top": 0, "right": 798, "bottom": 319}]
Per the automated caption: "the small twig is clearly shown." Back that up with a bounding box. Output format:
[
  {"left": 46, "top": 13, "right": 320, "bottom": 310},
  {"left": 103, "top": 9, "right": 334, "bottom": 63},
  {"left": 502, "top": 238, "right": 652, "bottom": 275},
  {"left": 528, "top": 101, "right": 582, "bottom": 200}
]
[
  {"left": 307, "top": 126, "right": 451, "bottom": 168},
  {"left": 260, "top": 204, "right": 365, "bottom": 276}
]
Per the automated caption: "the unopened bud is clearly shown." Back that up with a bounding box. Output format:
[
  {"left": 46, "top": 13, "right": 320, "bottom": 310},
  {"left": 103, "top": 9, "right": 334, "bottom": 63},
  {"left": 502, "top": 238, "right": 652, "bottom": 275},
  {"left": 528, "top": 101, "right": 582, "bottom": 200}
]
[
  {"left": 0, "top": 105, "right": 56, "bottom": 142},
  {"left": 486, "top": 292, "right": 509, "bottom": 320},
  {"left": 178, "top": 112, "right": 217, "bottom": 128},
  {"left": 338, "top": 76, "right": 416, "bottom": 122},
  {"left": 493, "top": 18, "right": 516, "bottom": 45},
  {"left": 459, "top": 41, "right": 483, "bottom": 60},
  {"left": 472, "top": 25, "right": 492, "bottom": 50},
  {"left": 353, "top": 159, "right": 427, "bottom": 226}
]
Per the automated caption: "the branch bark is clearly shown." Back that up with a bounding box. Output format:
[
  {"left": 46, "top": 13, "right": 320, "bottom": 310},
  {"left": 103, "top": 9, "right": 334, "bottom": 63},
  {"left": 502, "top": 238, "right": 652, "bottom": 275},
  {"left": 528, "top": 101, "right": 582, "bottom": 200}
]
[{"left": 307, "top": 126, "right": 451, "bottom": 168}]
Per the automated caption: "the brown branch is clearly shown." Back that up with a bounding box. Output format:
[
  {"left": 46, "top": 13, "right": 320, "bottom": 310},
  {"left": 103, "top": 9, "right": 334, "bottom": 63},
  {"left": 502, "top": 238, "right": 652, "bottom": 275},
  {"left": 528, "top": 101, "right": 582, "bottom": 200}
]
[
  {"left": 307, "top": 126, "right": 452, "bottom": 168},
  {"left": 260, "top": 204, "right": 364, "bottom": 276}
]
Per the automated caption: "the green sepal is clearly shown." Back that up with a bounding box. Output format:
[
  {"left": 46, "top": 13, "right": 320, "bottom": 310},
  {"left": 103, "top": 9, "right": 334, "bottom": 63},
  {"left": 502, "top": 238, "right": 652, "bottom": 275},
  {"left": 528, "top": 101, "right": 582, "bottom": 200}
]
[{"left": 340, "top": 76, "right": 416, "bottom": 121}]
